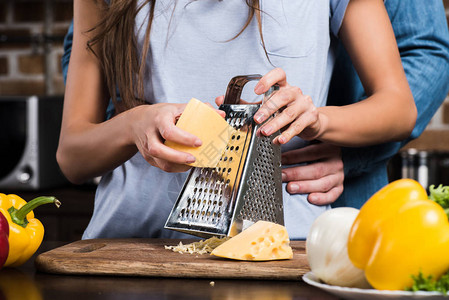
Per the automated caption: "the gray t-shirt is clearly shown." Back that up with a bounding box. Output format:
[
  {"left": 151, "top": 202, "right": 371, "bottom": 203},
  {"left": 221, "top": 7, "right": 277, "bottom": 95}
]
[{"left": 83, "top": 0, "right": 350, "bottom": 240}]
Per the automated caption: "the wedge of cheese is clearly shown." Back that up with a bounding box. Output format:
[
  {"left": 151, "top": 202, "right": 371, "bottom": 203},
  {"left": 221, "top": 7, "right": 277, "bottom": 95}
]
[
  {"left": 165, "top": 98, "right": 236, "bottom": 168},
  {"left": 211, "top": 221, "right": 293, "bottom": 261}
]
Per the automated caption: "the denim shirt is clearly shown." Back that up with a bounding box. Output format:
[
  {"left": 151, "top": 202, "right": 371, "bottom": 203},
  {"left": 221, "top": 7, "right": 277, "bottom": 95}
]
[{"left": 329, "top": 0, "right": 449, "bottom": 208}]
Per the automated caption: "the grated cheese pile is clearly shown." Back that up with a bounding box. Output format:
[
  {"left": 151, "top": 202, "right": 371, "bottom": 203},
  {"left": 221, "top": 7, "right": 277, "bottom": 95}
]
[{"left": 165, "top": 236, "right": 230, "bottom": 255}]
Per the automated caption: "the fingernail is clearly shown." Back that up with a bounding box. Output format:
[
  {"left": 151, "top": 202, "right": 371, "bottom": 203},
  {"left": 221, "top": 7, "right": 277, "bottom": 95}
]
[
  {"left": 254, "top": 113, "right": 265, "bottom": 123},
  {"left": 194, "top": 139, "right": 202, "bottom": 147},
  {"left": 308, "top": 195, "right": 317, "bottom": 204},
  {"left": 281, "top": 172, "right": 287, "bottom": 181},
  {"left": 278, "top": 135, "right": 287, "bottom": 144},
  {"left": 290, "top": 183, "right": 299, "bottom": 193},
  {"left": 186, "top": 155, "right": 196, "bottom": 164},
  {"left": 261, "top": 125, "right": 272, "bottom": 135},
  {"left": 254, "top": 83, "right": 265, "bottom": 94}
]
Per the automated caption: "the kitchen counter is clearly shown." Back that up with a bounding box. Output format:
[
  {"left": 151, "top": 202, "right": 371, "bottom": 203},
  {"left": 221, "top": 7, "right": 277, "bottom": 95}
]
[{"left": 3, "top": 241, "right": 339, "bottom": 300}]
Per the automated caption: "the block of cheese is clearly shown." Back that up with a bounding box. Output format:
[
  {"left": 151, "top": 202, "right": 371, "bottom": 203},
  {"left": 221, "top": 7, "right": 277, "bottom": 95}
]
[
  {"left": 165, "top": 98, "right": 236, "bottom": 168},
  {"left": 211, "top": 221, "right": 293, "bottom": 261}
]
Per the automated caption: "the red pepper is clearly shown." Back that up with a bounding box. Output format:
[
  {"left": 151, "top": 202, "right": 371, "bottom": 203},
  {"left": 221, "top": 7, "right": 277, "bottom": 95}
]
[{"left": 0, "top": 212, "right": 9, "bottom": 269}]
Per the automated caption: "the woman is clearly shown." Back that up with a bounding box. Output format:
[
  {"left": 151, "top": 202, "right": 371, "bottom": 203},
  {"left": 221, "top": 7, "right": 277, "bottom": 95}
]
[{"left": 57, "top": 0, "right": 416, "bottom": 240}]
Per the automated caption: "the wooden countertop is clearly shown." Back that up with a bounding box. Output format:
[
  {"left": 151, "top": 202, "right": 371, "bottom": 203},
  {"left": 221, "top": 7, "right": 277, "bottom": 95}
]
[{"left": 4, "top": 241, "right": 339, "bottom": 300}]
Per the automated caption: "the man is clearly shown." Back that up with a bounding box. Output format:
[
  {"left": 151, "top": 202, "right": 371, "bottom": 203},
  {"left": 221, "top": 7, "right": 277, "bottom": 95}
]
[{"left": 282, "top": 0, "right": 449, "bottom": 208}]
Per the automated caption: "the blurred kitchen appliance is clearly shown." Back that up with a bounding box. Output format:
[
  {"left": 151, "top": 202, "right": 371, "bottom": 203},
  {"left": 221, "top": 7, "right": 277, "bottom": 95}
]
[
  {"left": 0, "top": 95, "right": 67, "bottom": 190},
  {"left": 165, "top": 75, "right": 284, "bottom": 238},
  {"left": 388, "top": 148, "right": 449, "bottom": 191}
]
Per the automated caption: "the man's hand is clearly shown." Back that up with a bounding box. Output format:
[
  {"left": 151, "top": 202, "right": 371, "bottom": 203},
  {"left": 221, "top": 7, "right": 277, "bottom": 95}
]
[{"left": 282, "top": 143, "right": 344, "bottom": 205}]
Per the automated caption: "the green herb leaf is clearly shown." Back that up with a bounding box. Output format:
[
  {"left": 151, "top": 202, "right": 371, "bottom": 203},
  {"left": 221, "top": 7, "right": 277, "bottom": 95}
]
[
  {"left": 429, "top": 184, "right": 449, "bottom": 219},
  {"left": 407, "top": 271, "right": 449, "bottom": 294},
  {"left": 407, "top": 272, "right": 436, "bottom": 292}
]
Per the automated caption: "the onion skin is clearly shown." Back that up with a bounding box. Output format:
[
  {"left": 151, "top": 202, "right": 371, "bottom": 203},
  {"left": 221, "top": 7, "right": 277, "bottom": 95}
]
[{"left": 306, "top": 207, "right": 371, "bottom": 288}]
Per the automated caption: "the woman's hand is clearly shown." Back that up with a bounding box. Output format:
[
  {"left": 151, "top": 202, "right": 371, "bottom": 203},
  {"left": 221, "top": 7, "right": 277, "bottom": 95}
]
[
  {"left": 130, "top": 103, "right": 204, "bottom": 173},
  {"left": 281, "top": 143, "right": 344, "bottom": 205},
  {"left": 253, "top": 68, "right": 323, "bottom": 144}
]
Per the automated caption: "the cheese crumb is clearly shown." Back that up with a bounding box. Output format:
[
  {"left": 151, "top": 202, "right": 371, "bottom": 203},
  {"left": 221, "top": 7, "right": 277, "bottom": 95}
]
[{"left": 164, "top": 236, "right": 230, "bottom": 255}]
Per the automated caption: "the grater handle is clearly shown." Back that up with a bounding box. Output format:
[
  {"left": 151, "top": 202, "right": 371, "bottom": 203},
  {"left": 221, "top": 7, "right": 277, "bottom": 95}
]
[{"left": 223, "top": 75, "right": 278, "bottom": 105}]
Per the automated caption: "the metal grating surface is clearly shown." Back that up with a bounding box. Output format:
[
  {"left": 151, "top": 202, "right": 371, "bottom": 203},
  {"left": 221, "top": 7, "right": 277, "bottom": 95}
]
[
  {"left": 239, "top": 136, "right": 283, "bottom": 223},
  {"left": 165, "top": 75, "right": 283, "bottom": 238},
  {"left": 164, "top": 107, "right": 255, "bottom": 237}
]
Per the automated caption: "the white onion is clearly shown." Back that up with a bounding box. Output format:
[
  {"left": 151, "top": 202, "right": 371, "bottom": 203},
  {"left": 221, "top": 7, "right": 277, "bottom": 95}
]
[{"left": 306, "top": 207, "right": 371, "bottom": 288}]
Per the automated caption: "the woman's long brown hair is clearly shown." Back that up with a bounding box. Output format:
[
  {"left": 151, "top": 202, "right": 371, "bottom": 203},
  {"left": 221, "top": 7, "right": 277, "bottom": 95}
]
[{"left": 87, "top": 0, "right": 266, "bottom": 113}]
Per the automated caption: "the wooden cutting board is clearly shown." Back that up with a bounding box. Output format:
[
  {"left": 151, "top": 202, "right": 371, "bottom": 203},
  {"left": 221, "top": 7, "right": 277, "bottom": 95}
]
[{"left": 35, "top": 239, "right": 309, "bottom": 280}]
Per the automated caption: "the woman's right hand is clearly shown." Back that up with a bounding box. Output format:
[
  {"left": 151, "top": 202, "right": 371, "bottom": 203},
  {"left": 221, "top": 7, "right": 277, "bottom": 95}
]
[{"left": 130, "top": 103, "right": 204, "bottom": 173}]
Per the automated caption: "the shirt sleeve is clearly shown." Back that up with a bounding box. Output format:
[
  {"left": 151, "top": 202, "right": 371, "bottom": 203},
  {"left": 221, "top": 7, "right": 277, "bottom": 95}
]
[
  {"left": 329, "top": 0, "right": 350, "bottom": 37},
  {"left": 62, "top": 21, "right": 73, "bottom": 85}
]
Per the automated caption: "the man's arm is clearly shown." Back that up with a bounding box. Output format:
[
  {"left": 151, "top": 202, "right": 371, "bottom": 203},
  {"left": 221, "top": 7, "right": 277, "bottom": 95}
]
[{"left": 329, "top": 0, "right": 449, "bottom": 207}]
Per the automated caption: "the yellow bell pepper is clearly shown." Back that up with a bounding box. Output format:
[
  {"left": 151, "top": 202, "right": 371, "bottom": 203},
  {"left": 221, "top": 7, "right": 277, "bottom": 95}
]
[
  {"left": 347, "top": 179, "right": 449, "bottom": 291},
  {"left": 0, "top": 193, "right": 60, "bottom": 267}
]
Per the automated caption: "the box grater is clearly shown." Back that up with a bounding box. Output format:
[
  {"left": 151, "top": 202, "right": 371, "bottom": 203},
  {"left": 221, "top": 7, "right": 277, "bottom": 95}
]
[{"left": 165, "top": 75, "right": 284, "bottom": 238}]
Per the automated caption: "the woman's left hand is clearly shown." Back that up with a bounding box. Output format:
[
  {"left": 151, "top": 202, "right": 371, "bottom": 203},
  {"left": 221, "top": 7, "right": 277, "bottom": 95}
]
[{"left": 253, "top": 68, "right": 323, "bottom": 144}]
